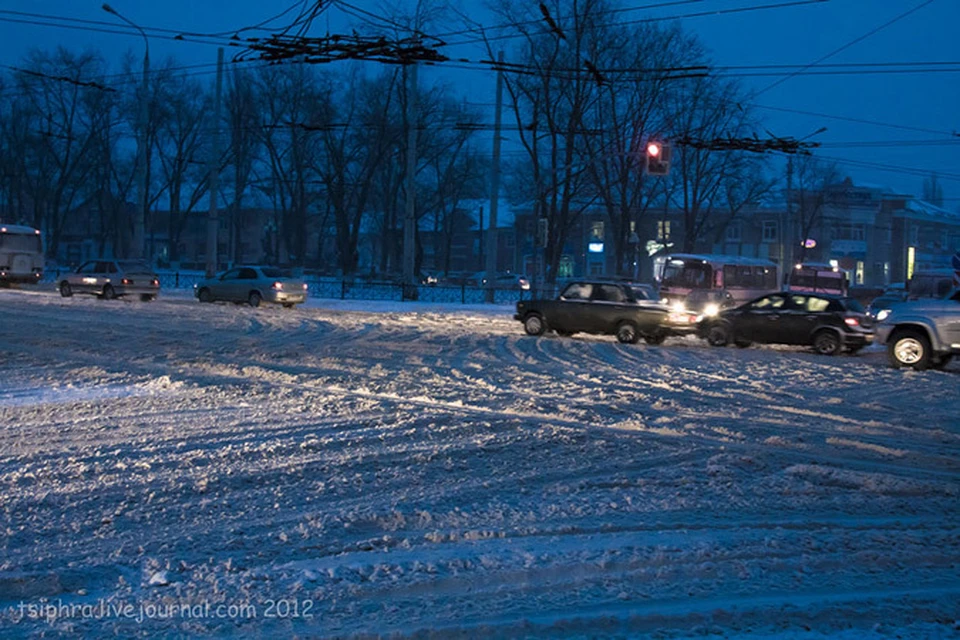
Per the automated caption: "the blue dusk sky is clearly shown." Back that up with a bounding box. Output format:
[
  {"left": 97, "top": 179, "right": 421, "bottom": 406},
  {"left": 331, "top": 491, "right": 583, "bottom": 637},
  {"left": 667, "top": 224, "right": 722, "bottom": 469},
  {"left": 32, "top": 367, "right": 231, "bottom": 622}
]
[{"left": 0, "top": 0, "right": 957, "bottom": 204}]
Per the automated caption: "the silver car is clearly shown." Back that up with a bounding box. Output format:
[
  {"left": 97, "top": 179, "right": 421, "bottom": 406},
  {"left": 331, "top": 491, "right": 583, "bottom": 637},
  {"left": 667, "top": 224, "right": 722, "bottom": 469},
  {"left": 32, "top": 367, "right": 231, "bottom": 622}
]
[
  {"left": 194, "top": 266, "right": 308, "bottom": 308},
  {"left": 59, "top": 259, "right": 160, "bottom": 301}
]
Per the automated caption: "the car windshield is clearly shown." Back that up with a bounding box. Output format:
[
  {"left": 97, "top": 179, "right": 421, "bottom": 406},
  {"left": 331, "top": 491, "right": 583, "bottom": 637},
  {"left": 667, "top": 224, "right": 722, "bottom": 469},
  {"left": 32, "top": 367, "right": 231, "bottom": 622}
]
[
  {"left": 661, "top": 261, "right": 711, "bottom": 289},
  {"left": 630, "top": 287, "right": 652, "bottom": 300},
  {"left": 260, "top": 267, "right": 292, "bottom": 279},
  {"left": 0, "top": 232, "right": 41, "bottom": 253}
]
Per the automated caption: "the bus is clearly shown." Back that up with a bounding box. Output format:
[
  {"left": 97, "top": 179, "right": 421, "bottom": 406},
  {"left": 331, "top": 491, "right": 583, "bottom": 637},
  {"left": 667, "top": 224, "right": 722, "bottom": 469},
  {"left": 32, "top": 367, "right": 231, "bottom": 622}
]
[
  {"left": 653, "top": 253, "right": 780, "bottom": 313},
  {"left": 0, "top": 224, "right": 44, "bottom": 284},
  {"left": 787, "top": 262, "right": 848, "bottom": 296}
]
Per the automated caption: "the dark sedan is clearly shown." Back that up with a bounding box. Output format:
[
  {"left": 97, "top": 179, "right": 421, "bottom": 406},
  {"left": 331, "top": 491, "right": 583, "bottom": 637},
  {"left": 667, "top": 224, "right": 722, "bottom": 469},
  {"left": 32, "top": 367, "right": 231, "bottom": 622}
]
[
  {"left": 700, "top": 292, "right": 874, "bottom": 355},
  {"left": 514, "top": 281, "right": 667, "bottom": 344}
]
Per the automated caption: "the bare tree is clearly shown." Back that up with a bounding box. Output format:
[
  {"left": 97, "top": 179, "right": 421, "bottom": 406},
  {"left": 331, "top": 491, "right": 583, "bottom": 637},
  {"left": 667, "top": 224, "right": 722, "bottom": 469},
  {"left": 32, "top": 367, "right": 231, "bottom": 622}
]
[
  {"left": 486, "top": 0, "right": 609, "bottom": 283},
  {"left": 9, "top": 48, "right": 107, "bottom": 257},
  {"left": 151, "top": 64, "right": 211, "bottom": 263},
  {"left": 223, "top": 66, "right": 261, "bottom": 264},
  {"left": 665, "top": 74, "right": 767, "bottom": 252},
  {"left": 255, "top": 64, "right": 324, "bottom": 265},
  {"left": 791, "top": 155, "right": 842, "bottom": 264}
]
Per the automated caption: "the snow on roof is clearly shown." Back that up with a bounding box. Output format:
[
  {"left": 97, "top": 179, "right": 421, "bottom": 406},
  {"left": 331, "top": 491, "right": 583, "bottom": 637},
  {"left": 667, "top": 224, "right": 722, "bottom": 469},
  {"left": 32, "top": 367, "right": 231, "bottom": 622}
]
[{"left": 898, "top": 198, "right": 960, "bottom": 222}]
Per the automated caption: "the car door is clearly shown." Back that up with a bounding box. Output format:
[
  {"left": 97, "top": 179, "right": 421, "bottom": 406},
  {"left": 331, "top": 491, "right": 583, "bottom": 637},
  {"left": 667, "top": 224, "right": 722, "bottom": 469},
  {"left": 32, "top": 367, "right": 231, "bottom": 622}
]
[
  {"left": 552, "top": 283, "right": 594, "bottom": 332},
  {"left": 212, "top": 268, "right": 241, "bottom": 301},
  {"left": 779, "top": 295, "right": 824, "bottom": 345},
  {"left": 69, "top": 261, "right": 98, "bottom": 293},
  {"left": 237, "top": 267, "right": 260, "bottom": 300},
  {"left": 589, "top": 284, "right": 632, "bottom": 333},
  {"left": 941, "top": 290, "right": 960, "bottom": 348},
  {"left": 736, "top": 293, "right": 788, "bottom": 344}
]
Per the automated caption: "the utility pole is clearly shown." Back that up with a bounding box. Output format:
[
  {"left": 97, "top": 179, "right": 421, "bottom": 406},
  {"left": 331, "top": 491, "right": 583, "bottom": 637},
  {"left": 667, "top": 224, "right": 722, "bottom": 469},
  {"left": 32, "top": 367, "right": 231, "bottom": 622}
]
[
  {"left": 485, "top": 50, "right": 505, "bottom": 302},
  {"left": 402, "top": 60, "right": 419, "bottom": 299},
  {"left": 784, "top": 156, "right": 794, "bottom": 285},
  {"left": 205, "top": 48, "right": 224, "bottom": 278},
  {"left": 103, "top": 4, "right": 149, "bottom": 259}
]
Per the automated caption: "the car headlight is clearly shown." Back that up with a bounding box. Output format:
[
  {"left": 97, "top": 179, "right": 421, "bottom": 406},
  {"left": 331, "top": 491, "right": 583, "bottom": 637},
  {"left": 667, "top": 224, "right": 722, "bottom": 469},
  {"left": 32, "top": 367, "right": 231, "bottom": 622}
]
[
  {"left": 703, "top": 303, "right": 720, "bottom": 317},
  {"left": 671, "top": 301, "right": 686, "bottom": 313},
  {"left": 876, "top": 309, "right": 890, "bottom": 322}
]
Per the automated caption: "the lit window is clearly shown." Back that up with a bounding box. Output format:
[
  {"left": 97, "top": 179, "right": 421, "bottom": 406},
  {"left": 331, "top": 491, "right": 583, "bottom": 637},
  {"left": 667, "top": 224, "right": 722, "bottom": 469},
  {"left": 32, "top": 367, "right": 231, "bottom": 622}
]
[{"left": 657, "top": 221, "right": 671, "bottom": 240}]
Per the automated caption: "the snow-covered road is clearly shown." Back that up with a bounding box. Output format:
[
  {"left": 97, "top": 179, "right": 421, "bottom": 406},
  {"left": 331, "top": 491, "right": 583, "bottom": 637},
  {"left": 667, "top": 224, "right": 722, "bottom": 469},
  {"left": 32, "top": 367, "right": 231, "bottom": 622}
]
[{"left": 1, "top": 289, "right": 958, "bottom": 638}]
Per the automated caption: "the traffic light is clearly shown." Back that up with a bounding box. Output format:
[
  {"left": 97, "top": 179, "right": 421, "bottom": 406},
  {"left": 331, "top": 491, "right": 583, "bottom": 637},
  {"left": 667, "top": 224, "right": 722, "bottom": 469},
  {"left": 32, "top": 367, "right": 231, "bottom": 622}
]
[{"left": 645, "top": 141, "right": 671, "bottom": 176}]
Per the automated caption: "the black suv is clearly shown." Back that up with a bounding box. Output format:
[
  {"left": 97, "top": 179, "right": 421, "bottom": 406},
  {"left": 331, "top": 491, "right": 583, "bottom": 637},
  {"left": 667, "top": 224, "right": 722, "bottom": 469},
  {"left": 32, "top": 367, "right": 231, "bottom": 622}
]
[
  {"left": 515, "top": 281, "right": 667, "bottom": 344},
  {"left": 700, "top": 292, "right": 874, "bottom": 355}
]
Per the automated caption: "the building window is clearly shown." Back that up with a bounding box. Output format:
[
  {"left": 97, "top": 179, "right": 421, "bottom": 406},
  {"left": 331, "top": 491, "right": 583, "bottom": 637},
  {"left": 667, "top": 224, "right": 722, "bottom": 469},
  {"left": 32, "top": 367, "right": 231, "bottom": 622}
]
[
  {"left": 834, "top": 223, "right": 866, "bottom": 241},
  {"left": 726, "top": 221, "right": 741, "bottom": 242},
  {"left": 591, "top": 221, "right": 604, "bottom": 240},
  {"left": 909, "top": 225, "right": 919, "bottom": 245},
  {"left": 762, "top": 221, "right": 778, "bottom": 242},
  {"left": 629, "top": 221, "right": 636, "bottom": 234},
  {"left": 855, "top": 261, "right": 864, "bottom": 285},
  {"left": 657, "top": 220, "right": 671, "bottom": 240}
]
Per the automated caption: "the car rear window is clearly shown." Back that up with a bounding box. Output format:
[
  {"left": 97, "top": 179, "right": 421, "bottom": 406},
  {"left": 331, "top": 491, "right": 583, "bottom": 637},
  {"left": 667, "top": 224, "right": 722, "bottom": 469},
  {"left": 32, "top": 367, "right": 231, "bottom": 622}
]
[{"left": 261, "top": 268, "right": 291, "bottom": 278}]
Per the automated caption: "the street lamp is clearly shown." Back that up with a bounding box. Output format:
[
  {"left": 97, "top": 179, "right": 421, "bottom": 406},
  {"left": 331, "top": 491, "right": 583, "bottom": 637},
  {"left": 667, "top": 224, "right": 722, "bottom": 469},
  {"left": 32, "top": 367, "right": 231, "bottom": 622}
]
[{"left": 103, "top": 3, "right": 150, "bottom": 260}]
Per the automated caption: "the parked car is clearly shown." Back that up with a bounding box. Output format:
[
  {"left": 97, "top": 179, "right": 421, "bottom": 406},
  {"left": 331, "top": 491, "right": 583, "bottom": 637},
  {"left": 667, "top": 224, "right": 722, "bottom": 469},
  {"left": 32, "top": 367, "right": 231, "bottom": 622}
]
[
  {"left": 876, "top": 288, "right": 960, "bottom": 370},
  {"left": 482, "top": 272, "right": 531, "bottom": 291},
  {"left": 194, "top": 266, "right": 308, "bottom": 308},
  {"left": 58, "top": 259, "right": 160, "bottom": 301},
  {"left": 699, "top": 292, "right": 874, "bottom": 355},
  {"left": 514, "top": 281, "right": 667, "bottom": 344}
]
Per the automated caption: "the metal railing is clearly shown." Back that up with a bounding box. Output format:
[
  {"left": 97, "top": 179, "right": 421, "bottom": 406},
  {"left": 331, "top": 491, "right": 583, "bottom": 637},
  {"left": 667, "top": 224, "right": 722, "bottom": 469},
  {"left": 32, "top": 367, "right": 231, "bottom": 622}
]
[{"left": 41, "top": 270, "right": 539, "bottom": 305}]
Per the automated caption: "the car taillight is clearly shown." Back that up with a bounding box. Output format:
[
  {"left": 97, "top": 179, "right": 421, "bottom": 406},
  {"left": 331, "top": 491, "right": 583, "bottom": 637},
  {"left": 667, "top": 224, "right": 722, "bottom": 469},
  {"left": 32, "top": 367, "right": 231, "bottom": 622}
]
[
  {"left": 152, "top": 278, "right": 160, "bottom": 286},
  {"left": 844, "top": 317, "right": 860, "bottom": 327},
  {"left": 272, "top": 281, "right": 283, "bottom": 290},
  {"left": 302, "top": 283, "right": 308, "bottom": 291},
  {"left": 121, "top": 278, "right": 132, "bottom": 285}
]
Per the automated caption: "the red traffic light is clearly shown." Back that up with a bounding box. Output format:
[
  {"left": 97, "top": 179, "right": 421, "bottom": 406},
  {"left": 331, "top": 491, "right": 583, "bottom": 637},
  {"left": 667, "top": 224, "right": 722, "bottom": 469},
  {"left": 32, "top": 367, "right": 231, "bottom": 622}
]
[{"left": 647, "top": 142, "right": 661, "bottom": 157}]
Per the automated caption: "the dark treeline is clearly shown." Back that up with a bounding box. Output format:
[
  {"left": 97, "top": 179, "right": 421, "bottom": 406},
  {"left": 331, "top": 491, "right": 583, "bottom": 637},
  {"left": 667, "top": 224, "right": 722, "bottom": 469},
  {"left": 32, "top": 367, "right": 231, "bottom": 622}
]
[{"left": 0, "top": 0, "right": 780, "bottom": 281}]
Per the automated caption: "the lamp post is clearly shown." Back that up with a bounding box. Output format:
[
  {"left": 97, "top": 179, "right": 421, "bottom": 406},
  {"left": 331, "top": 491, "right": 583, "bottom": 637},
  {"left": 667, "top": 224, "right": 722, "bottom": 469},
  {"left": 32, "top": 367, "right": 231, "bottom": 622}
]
[{"left": 103, "top": 3, "right": 149, "bottom": 260}]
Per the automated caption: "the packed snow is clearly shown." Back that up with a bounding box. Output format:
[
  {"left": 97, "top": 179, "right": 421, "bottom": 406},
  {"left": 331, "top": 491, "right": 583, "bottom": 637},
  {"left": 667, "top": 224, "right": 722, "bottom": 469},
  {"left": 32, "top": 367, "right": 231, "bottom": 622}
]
[{"left": 0, "top": 288, "right": 958, "bottom": 638}]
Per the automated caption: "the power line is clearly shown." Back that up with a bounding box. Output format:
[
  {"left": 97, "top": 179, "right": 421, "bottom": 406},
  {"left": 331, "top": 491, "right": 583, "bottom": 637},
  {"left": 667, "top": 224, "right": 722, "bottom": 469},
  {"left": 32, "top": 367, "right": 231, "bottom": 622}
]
[
  {"left": 445, "top": 0, "right": 830, "bottom": 47},
  {"left": 753, "top": 0, "right": 938, "bottom": 97}
]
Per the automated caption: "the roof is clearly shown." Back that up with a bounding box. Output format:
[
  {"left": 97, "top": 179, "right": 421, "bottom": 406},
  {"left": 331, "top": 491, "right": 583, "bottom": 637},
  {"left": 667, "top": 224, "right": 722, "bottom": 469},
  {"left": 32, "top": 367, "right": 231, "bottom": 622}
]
[
  {"left": 0, "top": 224, "right": 40, "bottom": 235},
  {"left": 660, "top": 253, "right": 779, "bottom": 267},
  {"left": 897, "top": 199, "right": 960, "bottom": 223}
]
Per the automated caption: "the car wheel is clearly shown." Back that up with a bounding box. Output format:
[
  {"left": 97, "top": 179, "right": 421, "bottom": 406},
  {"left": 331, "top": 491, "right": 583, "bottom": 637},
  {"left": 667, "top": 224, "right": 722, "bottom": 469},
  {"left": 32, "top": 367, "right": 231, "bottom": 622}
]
[
  {"left": 706, "top": 324, "right": 730, "bottom": 347},
  {"left": 59, "top": 281, "right": 73, "bottom": 297},
  {"left": 283, "top": 303, "right": 295, "bottom": 309},
  {"left": 523, "top": 314, "right": 546, "bottom": 336},
  {"left": 813, "top": 330, "right": 841, "bottom": 356},
  {"left": 248, "top": 291, "right": 262, "bottom": 308},
  {"left": 140, "top": 294, "right": 154, "bottom": 302},
  {"left": 888, "top": 329, "right": 931, "bottom": 370},
  {"left": 101, "top": 284, "right": 116, "bottom": 300},
  {"left": 197, "top": 288, "right": 213, "bottom": 303},
  {"left": 644, "top": 332, "right": 667, "bottom": 345},
  {"left": 616, "top": 321, "right": 640, "bottom": 344}
]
